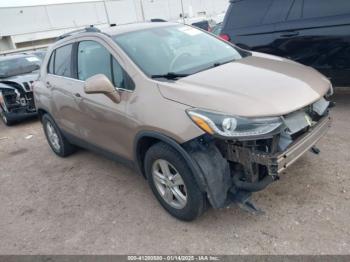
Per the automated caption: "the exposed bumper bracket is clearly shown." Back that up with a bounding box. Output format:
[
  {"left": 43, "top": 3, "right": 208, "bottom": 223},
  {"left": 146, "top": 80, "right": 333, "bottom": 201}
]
[
  {"left": 226, "top": 116, "right": 332, "bottom": 176},
  {"left": 229, "top": 190, "right": 264, "bottom": 215}
]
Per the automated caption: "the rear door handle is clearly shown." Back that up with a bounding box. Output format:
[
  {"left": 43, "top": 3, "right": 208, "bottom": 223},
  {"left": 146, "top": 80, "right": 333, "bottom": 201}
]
[
  {"left": 280, "top": 31, "right": 299, "bottom": 38},
  {"left": 74, "top": 93, "right": 82, "bottom": 99},
  {"left": 46, "top": 81, "right": 52, "bottom": 88}
]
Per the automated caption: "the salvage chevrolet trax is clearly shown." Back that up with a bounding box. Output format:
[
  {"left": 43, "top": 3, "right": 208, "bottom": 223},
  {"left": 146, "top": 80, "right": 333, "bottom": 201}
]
[
  {"left": 0, "top": 54, "right": 40, "bottom": 125},
  {"left": 34, "top": 23, "right": 333, "bottom": 221}
]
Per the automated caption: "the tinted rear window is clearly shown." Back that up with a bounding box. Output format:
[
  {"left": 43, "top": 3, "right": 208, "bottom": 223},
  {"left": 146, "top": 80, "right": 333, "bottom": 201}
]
[
  {"left": 287, "top": 0, "right": 303, "bottom": 21},
  {"left": 303, "top": 0, "right": 350, "bottom": 19},
  {"left": 226, "top": 0, "right": 273, "bottom": 28}
]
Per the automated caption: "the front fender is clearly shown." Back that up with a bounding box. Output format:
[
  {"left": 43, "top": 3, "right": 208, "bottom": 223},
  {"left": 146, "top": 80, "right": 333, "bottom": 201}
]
[
  {"left": 134, "top": 131, "right": 231, "bottom": 208},
  {"left": 134, "top": 131, "right": 208, "bottom": 189}
]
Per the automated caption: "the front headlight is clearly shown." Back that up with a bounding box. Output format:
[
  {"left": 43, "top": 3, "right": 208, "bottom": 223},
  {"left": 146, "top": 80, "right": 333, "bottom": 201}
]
[{"left": 187, "top": 109, "right": 283, "bottom": 139}]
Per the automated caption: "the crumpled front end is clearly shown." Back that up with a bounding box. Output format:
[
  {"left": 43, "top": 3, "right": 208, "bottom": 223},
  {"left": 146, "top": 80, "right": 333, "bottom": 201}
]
[
  {"left": 222, "top": 97, "right": 332, "bottom": 176},
  {"left": 0, "top": 80, "right": 37, "bottom": 122},
  {"left": 183, "top": 97, "right": 332, "bottom": 211}
]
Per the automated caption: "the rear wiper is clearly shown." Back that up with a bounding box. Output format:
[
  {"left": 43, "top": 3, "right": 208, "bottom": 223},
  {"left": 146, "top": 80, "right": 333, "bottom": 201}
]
[{"left": 151, "top": 72, "right": 190, "bottom": 80}]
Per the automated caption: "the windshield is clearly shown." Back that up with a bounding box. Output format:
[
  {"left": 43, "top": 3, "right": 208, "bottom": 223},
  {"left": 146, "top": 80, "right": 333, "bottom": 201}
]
[
  {"left": 0, "top": 56, "right": 41, "bottom": 78},
  {"left": 114, "top": 25, "right": 243, "bottom": 77}
]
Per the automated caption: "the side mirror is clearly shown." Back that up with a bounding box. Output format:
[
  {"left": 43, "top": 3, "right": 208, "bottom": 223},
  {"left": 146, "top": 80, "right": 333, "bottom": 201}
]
[{"left": 84, "top": 74, "right": 121, "bottom": 103}]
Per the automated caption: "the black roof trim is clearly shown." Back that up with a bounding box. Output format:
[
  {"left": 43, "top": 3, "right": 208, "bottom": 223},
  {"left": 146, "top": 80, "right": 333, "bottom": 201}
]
[
  {"left": 150, "top": 18, "right": 167, "bottom": 22},
  {"left": 56, "top": 25, "right": 109, "bottom": 41}
]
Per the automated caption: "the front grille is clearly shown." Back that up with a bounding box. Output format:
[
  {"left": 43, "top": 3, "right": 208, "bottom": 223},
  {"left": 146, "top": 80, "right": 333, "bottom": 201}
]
[
  {"left": 25, "top": 92, "right": 36, "bottom": 111},
  {"left": 22, "top": 82, "right": 33, "bottom": 92},
  {"left": 279, "top": 97, "right": 330, "bottom": 151}
]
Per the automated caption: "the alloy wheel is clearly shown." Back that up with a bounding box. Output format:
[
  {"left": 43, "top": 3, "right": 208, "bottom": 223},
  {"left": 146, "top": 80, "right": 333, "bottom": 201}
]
[
  {"left": 1, "top": 114, "right": 7, "bottom": 124},
  {"left": 0, "top": 109, "right": 7, "bottom": 124},
  {"left": 152, "top": 159, "right": 188, "bottom": 209},
  {"left": 46, "top": 121, "right": 61, "bottom": 151}
]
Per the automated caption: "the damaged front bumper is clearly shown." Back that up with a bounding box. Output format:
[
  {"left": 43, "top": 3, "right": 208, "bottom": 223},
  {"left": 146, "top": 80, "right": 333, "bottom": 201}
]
[
  {"left": 184, "top": 114, "right": 332, "bottom": 210},
  {"left": 4, "top": 111, "right": 38, "bottom": 122},
  {"left": 0, "top": 88, "right": 37, "bottom": 123},
  {"left": 226, "top": 115, "right": 332, "bottom": 176},
  {"left": 183, "top": 97, "right": 332, "bottom": 211}
]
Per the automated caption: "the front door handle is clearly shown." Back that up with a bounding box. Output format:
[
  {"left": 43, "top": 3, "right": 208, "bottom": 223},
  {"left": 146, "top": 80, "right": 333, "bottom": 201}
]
[
  {"left": 280, "top": 31, "right": 299, "bottom": 38},
  {"left": 74, "top": 93, "right": 81, "bottom": 98},
  {"left": 46, "top": 81, "right": 52, "bottom": 88}
]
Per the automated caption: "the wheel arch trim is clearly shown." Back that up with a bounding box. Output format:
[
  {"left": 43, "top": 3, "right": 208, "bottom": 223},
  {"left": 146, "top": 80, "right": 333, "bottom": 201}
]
[
  {"left": 37, "top": 107, "right": 50, "bottom": 121},
  {"left": 133, "top": 131, "right": 207, "bottom": 192}
]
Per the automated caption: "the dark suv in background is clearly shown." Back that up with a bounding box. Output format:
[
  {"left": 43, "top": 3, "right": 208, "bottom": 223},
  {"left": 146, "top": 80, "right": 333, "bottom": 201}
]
[{"left": 220, "top": 0, "right": 350, "bottom": 86}]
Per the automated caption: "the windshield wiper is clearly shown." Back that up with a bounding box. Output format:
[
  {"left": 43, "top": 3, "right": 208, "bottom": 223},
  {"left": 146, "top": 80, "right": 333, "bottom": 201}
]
[
  {"left": 191, "top": 59, "right": 235, "bottom": 75},
  {"left": 151, "top": 72, "right": 190, "bottom": 80},
  {"left": 212, "top": 59, "right": 235, "bottom": 68},
  {"left": 151, "top": 60, "right": 234, "bottom": 80}
]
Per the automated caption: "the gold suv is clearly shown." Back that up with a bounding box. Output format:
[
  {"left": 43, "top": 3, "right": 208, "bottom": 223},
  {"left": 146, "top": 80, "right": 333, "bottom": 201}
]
[{"left": 34, "top": 23, "right": 332, "bottom": 221}]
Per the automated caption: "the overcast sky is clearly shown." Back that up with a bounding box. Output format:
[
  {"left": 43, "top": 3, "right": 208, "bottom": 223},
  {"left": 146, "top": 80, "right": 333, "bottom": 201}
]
[{"left": 0, "top": 0, "right": 98, "bottom": 8}]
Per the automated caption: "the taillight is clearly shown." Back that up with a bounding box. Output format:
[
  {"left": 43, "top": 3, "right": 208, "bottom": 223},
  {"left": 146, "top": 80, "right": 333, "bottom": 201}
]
[{"left": 219, "top": 34, "right": 230, "bottom": 42}]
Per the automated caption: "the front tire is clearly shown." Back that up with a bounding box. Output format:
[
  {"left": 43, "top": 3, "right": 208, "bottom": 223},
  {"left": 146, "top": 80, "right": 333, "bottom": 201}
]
[
  {"left": 0, "top": 108, "right": 13, "bottom": 126},
  {"left": 144, "top": 142, "right": 206, "bottom": 221},
  {"left": 42, "top": 114, "right": 76, "bottom": 157}
]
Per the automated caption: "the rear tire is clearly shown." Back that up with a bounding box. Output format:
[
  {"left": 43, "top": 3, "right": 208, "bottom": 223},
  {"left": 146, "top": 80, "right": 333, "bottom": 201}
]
[
  {"left": 144, "top": 142, "right": 206, "bottom": 221},
  {"left": 42, "top": 114, "right": 76, "bottom": 157}
]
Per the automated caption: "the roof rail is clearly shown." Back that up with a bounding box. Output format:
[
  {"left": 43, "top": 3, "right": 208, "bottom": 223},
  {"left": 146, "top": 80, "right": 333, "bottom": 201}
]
[{"left": 56, "top": 25, "right": 102, "bottom": 41}]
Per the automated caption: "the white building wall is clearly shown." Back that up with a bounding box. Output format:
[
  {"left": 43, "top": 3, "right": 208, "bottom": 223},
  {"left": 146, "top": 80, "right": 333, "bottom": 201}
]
[
  {"left": 0, "top": 36, "right": 16, "bottom": 50},
  {"left": 0, "top": 1, "right": 108, "bottom": 36},
  {"left": 105, "top": 0, "right": 141, "bottom": 25},
  {"left": 0, "top": 0, "right": 229, "bottom": 52}
]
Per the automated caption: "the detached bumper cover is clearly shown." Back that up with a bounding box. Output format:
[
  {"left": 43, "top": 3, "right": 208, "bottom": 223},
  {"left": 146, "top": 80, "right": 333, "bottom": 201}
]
[{"left": 227, "top": 116, "right": 332, "bottom": 175}]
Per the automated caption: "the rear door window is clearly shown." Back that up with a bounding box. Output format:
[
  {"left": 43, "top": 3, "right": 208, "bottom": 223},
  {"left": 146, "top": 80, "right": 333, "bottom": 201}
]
[
  {"left": 54, "top": 44, "right": 73, "bottom": 77},
  {"left": 303, "top": 0, "right": 350, "bottom": 19},
  {"left": 226, "top": 0, "right": 273, "bottom": 28}
]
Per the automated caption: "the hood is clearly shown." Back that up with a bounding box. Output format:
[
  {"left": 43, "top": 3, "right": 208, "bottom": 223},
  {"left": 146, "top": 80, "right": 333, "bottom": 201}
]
[
  {"left": 158, "top": 53, "right": 331, "bottom": 117},
  {"left": 0, "top": 71, "right": 39, "bottom": 92}
]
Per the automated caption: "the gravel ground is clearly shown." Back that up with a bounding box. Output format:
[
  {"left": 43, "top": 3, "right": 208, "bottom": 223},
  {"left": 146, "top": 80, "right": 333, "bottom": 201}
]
[{"left": 0, "top": 89, "right": 349, "bottom": 255}]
